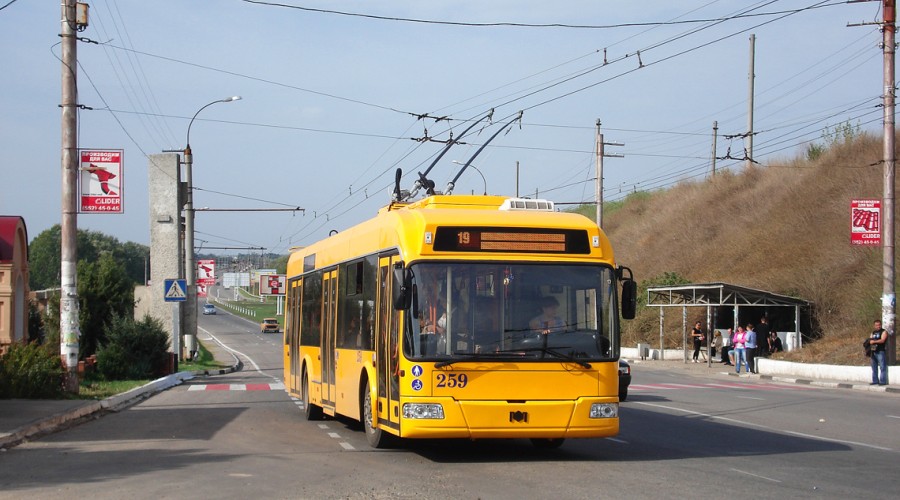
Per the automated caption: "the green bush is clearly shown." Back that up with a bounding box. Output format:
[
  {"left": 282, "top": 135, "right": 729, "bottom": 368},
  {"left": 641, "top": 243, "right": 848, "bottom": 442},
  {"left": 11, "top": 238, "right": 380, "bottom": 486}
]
[
  {"left": 96, "top": 315, "right": 170, "bottom": 381},
  {"left": 0, "top": 342, "right": 65, "bottom": 399}
]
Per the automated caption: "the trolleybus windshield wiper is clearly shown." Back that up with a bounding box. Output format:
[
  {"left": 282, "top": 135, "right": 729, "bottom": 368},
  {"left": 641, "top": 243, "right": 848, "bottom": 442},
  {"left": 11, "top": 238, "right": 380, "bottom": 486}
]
[
  {"left": 433, "top": 352, "right": 525, "bottom": 368},
  {"left": 500, "top": 347, "right": 592, "bottom": 369}
]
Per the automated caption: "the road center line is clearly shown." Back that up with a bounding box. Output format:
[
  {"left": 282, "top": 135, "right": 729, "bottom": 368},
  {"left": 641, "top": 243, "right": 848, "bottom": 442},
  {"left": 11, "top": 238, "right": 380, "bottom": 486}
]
[
  {"left": 200, "top": 327, "right": 282, "bottom": 384},
  {"left": 634, "top": 401, "right": 893, "bottom": 452},
  {"left": 730, "top": 468, "right": 782, "bottom": 483},
  {"left": 736, "top": 395, "right": 765, "bottom": 401}
]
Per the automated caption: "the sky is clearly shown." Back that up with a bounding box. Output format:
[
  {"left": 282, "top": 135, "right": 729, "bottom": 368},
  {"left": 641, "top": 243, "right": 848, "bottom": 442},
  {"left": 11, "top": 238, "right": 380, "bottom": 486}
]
[{"left": 0, "top": 0, "right": 888, "bottom": 257}]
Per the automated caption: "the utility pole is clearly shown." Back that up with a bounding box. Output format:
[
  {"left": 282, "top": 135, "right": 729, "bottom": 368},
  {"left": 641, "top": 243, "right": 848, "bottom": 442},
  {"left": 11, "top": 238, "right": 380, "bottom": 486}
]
[
  {"left": 59, "top": 0, "right": 80, "bottom": 393},
  {"left": 515, "top": 161, "right": 520, "bottom": 197},
  {"left": 595, "top": 120, "right": 623, "bottom": 229},
  {"left": 746, "top": 34, "right": 756, "bottom": 169},
  {"left": 710, "top": 121, "right": 718, "bottom": 177},
  {"left": 882, "top": 0, "right": 896, "bottom": 365}
]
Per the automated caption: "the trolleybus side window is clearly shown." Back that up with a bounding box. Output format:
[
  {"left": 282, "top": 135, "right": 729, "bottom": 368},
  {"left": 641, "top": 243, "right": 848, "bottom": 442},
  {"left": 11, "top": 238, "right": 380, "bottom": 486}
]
[
  {"left": 338, "top": 257, "right": 377, "bottom": 350},
  {"left": 300, "top": 272, "right": 322, "bottom": 347}
]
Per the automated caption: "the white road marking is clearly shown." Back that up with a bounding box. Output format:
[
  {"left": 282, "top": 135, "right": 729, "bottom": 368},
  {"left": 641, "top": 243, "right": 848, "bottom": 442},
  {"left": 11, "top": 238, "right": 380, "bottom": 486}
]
[
  {"left": 730, "top": 468, "right": 782, "bottom": 483},
  {"left": 199, "top": 327, "right": 283, "bottom": 385},
  {"left": 635, "top": 401, "right": 893, "bottom": 451},
  {"left": 736, "top": 395, "right": 765, "bottom": 401},
  {"left": 327, "top": 432, "right": 341, "bottom": 439},
  {"left": 888, "top": 415, "right": 900, "bottom": 419},
  {"left": 339, "top": 442, "right": 355, "bottom": 450},
  {"left": 318, "top": 424, "right": 329, "bottom": 429},
  {"left": 605, "top": 438, "right": 628, "bottom": 444}
]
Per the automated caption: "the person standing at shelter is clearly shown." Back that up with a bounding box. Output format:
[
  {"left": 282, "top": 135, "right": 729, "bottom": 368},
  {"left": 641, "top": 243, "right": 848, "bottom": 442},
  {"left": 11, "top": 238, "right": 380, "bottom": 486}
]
[
  {"left": 721, "top": 327, "right": 734, "bottom": 365},
  {"left": 868, "top": 320, "right": 889, "bottom": 385},
  {"left": 744, "top": 323, "right": 758, "bottom": 374},
  {"left": 690, "top": 321, "right": 705, "bottom": 363},
  {"left": 733, "top": 326, "right": 747, "bottom": 373},
  {"left": 756, "top": 316, "right": 771, "bottom": 359}
]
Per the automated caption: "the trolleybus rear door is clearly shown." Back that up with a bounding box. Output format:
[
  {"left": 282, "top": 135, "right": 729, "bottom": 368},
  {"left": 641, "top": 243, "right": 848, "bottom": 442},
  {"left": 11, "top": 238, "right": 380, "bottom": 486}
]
[
  {"left": 322, "top": 269, "right": 337, "bottom": 409},
  {"left": 289, "top": 278, "right": 302, "bottom": 392}
]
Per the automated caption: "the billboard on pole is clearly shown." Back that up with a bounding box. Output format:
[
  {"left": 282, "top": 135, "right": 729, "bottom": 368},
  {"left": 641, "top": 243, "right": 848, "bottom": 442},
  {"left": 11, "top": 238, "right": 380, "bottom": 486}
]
[
  {"left": 260, "top": 274, "right": 286, "bottom": 296},
  {"left": 851, "top": 199, "right": 881, "bottom": 246},
  {"left": 79, "top": 149, "right": 123, "bottom": 213}
]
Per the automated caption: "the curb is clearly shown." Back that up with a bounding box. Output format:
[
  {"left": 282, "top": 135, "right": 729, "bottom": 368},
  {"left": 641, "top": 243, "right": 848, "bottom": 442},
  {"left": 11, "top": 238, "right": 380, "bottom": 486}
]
[{"left": 0, "top": 357, "right": 244, "bottom": 451}]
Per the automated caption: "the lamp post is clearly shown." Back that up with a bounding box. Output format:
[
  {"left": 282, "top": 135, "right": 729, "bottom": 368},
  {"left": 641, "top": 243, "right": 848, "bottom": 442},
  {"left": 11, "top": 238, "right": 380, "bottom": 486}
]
[
  {"left": 451, "top": 160, "right": 488, "bottom": 195},
  {"left": 182, "top": 96, "right": 240, "bottom": 360}
]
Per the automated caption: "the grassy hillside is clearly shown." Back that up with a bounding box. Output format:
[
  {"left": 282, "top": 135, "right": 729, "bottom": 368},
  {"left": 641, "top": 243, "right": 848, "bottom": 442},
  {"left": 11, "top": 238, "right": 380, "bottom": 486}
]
[{"left": 598, "top": 133, "right": 894, "bottom": 365}]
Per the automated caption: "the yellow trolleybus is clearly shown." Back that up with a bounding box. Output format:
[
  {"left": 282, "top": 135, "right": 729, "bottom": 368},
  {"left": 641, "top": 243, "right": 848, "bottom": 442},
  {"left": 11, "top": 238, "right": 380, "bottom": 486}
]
[{"left": 283, "top": 194, "right": 636, "bottom": 448}]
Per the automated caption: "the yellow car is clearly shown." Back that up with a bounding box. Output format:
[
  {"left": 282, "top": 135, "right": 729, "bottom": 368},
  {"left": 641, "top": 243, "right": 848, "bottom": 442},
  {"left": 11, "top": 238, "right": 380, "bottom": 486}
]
[{"left": 260, "top": 317, "right": 279, "bottom": 334}]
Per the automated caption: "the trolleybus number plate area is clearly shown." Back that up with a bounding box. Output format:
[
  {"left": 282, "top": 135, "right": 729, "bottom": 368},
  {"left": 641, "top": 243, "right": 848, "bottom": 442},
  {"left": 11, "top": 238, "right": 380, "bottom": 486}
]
[{"left": 435, "top": 372, "right": 469, "bottom": 388}]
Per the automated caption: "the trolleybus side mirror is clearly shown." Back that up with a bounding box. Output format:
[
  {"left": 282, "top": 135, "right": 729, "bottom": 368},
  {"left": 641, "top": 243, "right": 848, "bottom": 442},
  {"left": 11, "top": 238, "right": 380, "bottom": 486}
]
[
  {"left": 392, "top": 264, "right": 412, "bottom": 310},
  {"left": 621, "top": 279, "right": 637, "bottom": 320}
]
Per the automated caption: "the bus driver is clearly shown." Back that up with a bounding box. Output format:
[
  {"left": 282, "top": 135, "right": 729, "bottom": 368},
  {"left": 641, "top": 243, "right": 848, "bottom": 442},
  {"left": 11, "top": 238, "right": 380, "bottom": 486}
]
[{"left": 529, "top": 296, "right": 566, "bottom": 334}]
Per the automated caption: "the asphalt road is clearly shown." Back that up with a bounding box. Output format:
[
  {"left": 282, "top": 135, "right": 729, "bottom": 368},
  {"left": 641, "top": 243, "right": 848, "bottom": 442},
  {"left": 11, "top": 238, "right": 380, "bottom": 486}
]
[{"left": 0, "top": 306, "right": 897, "bottom": 499}]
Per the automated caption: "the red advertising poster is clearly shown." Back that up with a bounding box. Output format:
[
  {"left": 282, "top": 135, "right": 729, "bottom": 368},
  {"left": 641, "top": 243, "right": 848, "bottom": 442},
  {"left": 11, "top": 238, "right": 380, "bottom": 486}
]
[
  {"left": 79, "top": 149, "right": 123, "bottom": 213},
  {"left": 850, "top": 199, "right": 881, "bottom": 246},
  {"left": 197, "top": 259, "right": 216, "bottom": 286},
  {"left": 260, "top": 274, "right": 286, "bottom": 296}
]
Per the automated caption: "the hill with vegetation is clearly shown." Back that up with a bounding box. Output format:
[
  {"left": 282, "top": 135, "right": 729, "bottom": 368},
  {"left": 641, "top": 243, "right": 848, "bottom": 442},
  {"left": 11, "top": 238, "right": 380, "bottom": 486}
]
[{"left": 591, "top": 132, "right": 893, "bottom": 365}]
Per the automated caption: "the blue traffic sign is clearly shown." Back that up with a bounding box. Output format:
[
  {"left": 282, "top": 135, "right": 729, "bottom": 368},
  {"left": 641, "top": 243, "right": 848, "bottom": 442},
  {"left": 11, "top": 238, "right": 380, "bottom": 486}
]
[{"left": 164, "top": 279, "right": 187, "bottom": 302}]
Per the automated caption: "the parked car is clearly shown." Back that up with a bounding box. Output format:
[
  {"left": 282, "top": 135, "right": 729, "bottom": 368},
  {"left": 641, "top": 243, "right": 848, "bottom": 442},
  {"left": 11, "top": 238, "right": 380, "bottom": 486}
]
[
  {"left": 618, "top": 359, "right": 632, "bottom": 401},
  {"left": 202, "top": 304, "right": 216, "bottom": 315},
  {"left": 260, "top": 317, "right": 279, "bottom": 333}
]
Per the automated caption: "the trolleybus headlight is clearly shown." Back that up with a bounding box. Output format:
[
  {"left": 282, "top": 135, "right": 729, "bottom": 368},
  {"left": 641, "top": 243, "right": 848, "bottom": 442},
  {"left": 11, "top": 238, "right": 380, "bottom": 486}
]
[
  {"left": 402, "top": 403, "right": 445, "bottom": 419},
  {"left": 590, "top": 403, "right": 619, "bottom": 419}
]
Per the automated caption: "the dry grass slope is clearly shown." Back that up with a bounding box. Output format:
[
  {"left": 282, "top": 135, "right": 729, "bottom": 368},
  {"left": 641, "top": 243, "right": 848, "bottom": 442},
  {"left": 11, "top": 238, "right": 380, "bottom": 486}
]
[{"left": 604, "top": 133, "right": 895, "bottom": 365}]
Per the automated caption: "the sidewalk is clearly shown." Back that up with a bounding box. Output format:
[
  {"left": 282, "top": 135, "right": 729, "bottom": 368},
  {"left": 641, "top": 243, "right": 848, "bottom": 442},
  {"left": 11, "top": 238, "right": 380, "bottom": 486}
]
[
  {"left": 0, "top": 335, "right": 242, "bottom": 451},
  {"left": 626, "top": 356, "right": 899, "bottom": 394}
]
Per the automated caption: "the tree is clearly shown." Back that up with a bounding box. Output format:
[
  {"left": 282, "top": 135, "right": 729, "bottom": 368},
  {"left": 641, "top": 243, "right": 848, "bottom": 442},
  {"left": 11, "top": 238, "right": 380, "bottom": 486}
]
[
  {"left": 77, "top": 254, "right": 135, "bottom": 357},
  {"left": 28, "top": 225, "right": 148, "bottom": 290}
]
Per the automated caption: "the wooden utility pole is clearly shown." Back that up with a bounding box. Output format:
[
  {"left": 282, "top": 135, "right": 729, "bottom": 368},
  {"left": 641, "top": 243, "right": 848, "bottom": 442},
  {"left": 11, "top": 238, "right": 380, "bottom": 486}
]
[
  {"left": 710, "top": 121, "right": 718, "bottom": 177},
  {"left": 746, "top": 34, "right": 756, "bottom": 169},
  {"left": 595, "top": 120, "right": 623, "bottom": 229},
  {"left": 882, "top": 0, "right": 896, "bottom": 365},
  {"left": 60, "top": 0, "right": 80, "bottom": 392}
]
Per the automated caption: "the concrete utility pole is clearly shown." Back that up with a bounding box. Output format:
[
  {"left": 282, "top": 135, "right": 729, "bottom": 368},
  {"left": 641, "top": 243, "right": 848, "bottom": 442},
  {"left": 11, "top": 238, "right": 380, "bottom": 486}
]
[
  {"left": 882, "top": 0, "right": 897, "bottom": 365},
  {"left": 710, "top": 121, "right": 718, "bottom": 177},
  {"left": 60, "top": 0, "right": 80, "bottom": 393},
  {"left": 594, "top": 120, "right": 624, "bottom": 229},
  {"left": 183, "top": 97, "right": 241, "bottom": 359},
  {"left": 746, "top": 34, "right": 756, "bottom": 169}
]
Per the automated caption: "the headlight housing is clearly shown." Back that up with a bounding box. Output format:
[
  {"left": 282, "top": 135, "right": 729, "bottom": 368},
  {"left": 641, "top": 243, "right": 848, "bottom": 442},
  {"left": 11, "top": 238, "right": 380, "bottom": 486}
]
[
  {"left": 402, "top": 403, "right": 445, "bottom": 419},
  {"left": 590, "top": 403, "right": 619, "bottom": 418}
]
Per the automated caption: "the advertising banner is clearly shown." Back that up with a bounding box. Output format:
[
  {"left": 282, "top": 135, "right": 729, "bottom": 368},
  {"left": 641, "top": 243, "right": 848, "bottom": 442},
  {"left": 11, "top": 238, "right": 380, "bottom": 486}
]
[
  {"left": 79, "top": 149, "right": 123, "bottom": 213},
  {"left": 850, "top": 199, "right": 881, "bottom": 246},
  {"left": 260, "top": 274, "right": 286, "bottom": 296}
]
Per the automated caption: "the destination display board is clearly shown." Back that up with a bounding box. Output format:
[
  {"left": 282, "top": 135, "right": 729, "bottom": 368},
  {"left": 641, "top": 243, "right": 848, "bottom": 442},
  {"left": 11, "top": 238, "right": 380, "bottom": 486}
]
[{"left": 433, "top": 227, "right": 590, "bottom": 254}]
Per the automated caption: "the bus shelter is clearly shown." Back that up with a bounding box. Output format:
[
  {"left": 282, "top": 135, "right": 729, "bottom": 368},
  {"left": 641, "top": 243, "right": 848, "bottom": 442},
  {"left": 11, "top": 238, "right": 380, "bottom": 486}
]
[{"left": 645, "top": 282, "right": 810, "bottom": 364}]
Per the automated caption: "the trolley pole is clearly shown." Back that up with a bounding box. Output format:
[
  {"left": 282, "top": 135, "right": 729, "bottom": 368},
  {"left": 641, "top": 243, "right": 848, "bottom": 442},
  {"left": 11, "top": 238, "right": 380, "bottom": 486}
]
[
  {"left": 59, "top": 0, "right": 80, "bottom": 393},
  {"left": 882, "top": 0, "right": 896, "bottom": 365}
]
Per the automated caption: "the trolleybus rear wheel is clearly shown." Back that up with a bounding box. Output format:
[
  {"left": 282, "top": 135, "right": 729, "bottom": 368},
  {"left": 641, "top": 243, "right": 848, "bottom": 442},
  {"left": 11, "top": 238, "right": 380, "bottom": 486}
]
[
  {"left": 302, "top": 371, "right": 323, "bottom": 420},
  {"left": 530, "top": 438, "right": 565, "bottom": 449}
]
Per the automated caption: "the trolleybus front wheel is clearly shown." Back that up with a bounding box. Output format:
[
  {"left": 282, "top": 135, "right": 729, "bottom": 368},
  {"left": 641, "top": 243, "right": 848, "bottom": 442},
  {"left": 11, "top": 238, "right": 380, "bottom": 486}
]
[
  {"left": 302, "top": 371, "right": 323, "bottom": 420},
  {"left": 362, "top": 386, "right": 395, "bottom": 449}
]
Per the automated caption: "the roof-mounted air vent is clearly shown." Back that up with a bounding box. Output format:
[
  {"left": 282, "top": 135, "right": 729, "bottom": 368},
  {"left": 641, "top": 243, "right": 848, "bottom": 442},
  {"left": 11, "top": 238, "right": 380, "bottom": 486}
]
[{"left": 499, "top": 198, "right": 555, "bottom": 211}]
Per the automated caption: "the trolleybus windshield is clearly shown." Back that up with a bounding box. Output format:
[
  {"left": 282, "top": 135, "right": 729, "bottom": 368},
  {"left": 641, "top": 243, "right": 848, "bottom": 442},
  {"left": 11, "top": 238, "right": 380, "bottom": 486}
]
[{"left": 406, "top": 262, "right": 618, "bottom": 362}]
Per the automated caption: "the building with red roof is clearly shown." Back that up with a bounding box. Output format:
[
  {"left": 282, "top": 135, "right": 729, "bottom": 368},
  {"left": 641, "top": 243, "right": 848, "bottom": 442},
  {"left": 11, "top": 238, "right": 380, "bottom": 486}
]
[{"left": 0, "top": 216, "right": 29, "bottom": 352}]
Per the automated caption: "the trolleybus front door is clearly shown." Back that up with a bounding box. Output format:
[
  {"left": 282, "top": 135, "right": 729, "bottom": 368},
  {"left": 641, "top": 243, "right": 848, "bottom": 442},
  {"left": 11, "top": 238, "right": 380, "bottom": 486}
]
[
  {"left": 377, "top": 255, "right": 401, "bottom": 429},
  {"left": 322, "top": 269, "right": 337, "bottom": 409}
]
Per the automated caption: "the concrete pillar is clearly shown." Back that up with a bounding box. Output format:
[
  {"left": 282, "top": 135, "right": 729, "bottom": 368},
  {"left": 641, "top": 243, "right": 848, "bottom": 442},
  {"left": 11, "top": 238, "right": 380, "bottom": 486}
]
[{"left": 147, "top": 153, "right": 183, "bottom": 354}]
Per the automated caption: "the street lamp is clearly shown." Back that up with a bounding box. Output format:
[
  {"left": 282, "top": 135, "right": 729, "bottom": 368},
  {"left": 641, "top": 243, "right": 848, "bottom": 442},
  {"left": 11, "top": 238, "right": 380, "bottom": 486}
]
[
  {"left": 182, "top": 95, "right": 240, "bottom": 360},
  {"left": 451, "top": 160, "right": 488, "bottom": 195}
]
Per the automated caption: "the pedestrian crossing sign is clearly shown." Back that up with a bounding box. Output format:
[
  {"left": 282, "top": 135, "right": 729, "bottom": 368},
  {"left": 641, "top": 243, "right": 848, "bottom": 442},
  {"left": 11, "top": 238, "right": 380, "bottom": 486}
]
[{"left": 164, "top": 279, "right": 187, "bottom": 302}]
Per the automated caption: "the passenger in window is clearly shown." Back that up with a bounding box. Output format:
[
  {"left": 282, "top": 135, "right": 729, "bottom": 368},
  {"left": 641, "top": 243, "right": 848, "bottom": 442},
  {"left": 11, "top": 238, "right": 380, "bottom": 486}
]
[{"left": 529, "top": 296, "right": 566, "bottom": 334}]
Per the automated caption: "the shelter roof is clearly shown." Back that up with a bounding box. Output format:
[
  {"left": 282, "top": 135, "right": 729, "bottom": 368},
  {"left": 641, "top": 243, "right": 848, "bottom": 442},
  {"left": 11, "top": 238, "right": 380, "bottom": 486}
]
[{"left": 646, "top": 282, "right": 809, "bottom": 308}]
